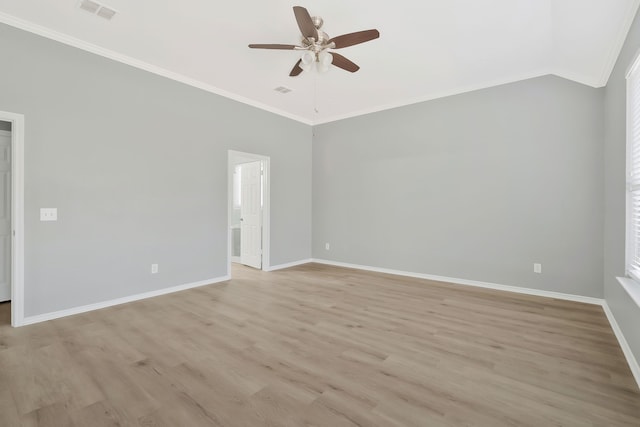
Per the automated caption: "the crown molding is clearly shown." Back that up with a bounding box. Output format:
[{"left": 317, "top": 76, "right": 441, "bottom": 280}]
[
  {"left": 311, "top": 69, "right": 553, "bottom": 125},
  {"left": 0, "top": 12, "right": 314, "bottom": 126},
  {"left": 597, "top": 0, "right": 640, "bottom": 86}
]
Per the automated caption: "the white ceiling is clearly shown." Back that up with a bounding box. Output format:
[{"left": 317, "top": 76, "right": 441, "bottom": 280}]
[{"left": 0, "top": 0, "right": 638, "bottom": 124}]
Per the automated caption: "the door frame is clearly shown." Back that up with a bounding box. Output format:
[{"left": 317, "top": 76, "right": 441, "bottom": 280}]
[
  {"left": 0, "top": 111, "right": 25, "bottom": 327},
  {"left": 227, "top": 150, "right": 270, "bottom": 275}
]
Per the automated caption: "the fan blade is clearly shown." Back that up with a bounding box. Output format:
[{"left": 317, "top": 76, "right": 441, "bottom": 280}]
[
  {"left": 248, "top": 44, "right": 298, "bottom": 50},
  {"left": 331, "top": 53, "right": 360, "bottom": 73},
  {"left": 329, "top": 29, "right": 380, "bottom": 49},
  {"left": 293, "top": 6, "right": 318, "bottom": 40},
  {"left": 289, "top": 59, "right": 304, "bottom": 77}
]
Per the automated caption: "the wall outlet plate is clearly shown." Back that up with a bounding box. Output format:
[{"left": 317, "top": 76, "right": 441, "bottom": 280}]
[
  {"left": 534, "top": 263, "right": 542, "bottom": 274},
  {"left": 151, "top": 264, "right": 158, "bottom": 274},
  {"left": 40, "top": 208, "right": 57, "bottom": 221}
]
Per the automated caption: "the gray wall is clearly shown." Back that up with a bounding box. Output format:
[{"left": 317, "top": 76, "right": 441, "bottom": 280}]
[
  {"left": 604, "top": 10, "right": 640, "bottom": 363},
  {"left": 0, "top": 23, "right": 312, "bottom": 317},
  {"left": 0, "top": 121, "right": 10, "bottom": 131},
  {"left": 313, "top": 75, "right": 604, "bottom": 297},
  {"left": 3, "top": 12, "right": 634, "bottom": 341}
]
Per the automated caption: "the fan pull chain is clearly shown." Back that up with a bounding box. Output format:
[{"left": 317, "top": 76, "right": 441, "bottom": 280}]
[{"left": 314, "top": 72, "right": 319, "bottom": 114}]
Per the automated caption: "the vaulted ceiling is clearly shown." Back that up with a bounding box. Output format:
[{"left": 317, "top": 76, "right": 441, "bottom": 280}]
[{"left": 0, "top": 0, "right": 638, "bottom": 124}]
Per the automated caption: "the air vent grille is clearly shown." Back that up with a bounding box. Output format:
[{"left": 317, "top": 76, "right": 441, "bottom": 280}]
[
  {"left": 96, "top": 6, "right": 116, "bottom": 20},
  {"left": 78, "top": 0, "right": 117, "bottom": 20},
  {"left": 79, "top": 0, "right": 100, "bottom": 13},
  {"left": 274, "top": 86, "right": 292, "bottom": 94}
]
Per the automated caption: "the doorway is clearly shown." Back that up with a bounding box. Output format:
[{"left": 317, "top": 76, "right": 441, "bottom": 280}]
[
  {"left": 0, "top": 111, "right": 25, "bottom": 327},
  {"left": 228, "top": 151, "right": 270, "bottom": 276},
  {"left": 0, "top": 122, "right": 12, "bottom": 304}
]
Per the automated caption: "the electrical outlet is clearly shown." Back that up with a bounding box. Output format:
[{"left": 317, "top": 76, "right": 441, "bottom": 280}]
[
  {"left": 534, "top": 263, "right": 542, "bottom": 274},
  {"left": 151, "top": 264, "right": 158, "bottom": 274},
  {"left": 325, "top": 243, "right": 330, "bottom": 250}
]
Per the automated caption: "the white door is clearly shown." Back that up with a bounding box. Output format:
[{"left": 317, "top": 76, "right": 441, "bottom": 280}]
[
  {"left": 240, "top": 161, "right": 262, "bottom": 269},
  {"left": 0, "top": 131, "right": 10, "bottom": 302}
]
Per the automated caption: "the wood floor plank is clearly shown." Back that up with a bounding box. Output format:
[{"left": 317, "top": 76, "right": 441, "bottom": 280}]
[
  {"left": 70, "top": 400, "right": 128, "bottom": 427},
  {"left": 21, "top": 402, "right": 75, "bottom": 427},
  {"left": 0, "top": 263, "right": 638, "bottom": 426},
  {"left": 0, "top": 385, "right": 21, "bottom": 427}
]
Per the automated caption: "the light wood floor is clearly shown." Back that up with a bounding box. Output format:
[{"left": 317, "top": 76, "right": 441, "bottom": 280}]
[{"left": 0, "top": 263, "right": 638, "bottom": 426}]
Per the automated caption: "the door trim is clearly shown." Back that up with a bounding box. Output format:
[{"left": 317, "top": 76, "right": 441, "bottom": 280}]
[
  {"left": 227, "top": 150, "right": 270, "bottom": 276},
  {"left": 0, "top": 111, "right": 25, "bottom": 327}
]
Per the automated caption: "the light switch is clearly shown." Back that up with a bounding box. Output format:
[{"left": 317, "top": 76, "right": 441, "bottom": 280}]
[{"left": 40, "top": 208, "right": 57, "bottom": 221}]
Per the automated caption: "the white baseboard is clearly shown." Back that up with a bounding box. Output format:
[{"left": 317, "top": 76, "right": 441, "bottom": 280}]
[
  {"left": 311, "top": 258, "right": 603, "bottom": 305},
  {"left": 264, "top": 258, "right": 313, "bottom": 272},
  {"left": 602, "top": 302, "right": 640, "bottom": 389},
  {"left": 20, "top": 275, "right": 230, "bottom": 326}
]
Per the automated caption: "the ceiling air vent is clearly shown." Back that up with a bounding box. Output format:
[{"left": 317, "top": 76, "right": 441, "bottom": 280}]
[
  {"left": 78, "top": 0, "right": 117, "bottom": 20},
  {"left": 96, "top": 6, "right": 116, "bottom": 20},
  {"left": 78, "top": 0, "right": 100, "bottom": 13}
]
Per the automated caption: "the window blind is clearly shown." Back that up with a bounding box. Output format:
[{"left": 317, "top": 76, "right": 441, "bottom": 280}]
[{"left": 627, "top": 58, "right": 640, "bottom": 280}]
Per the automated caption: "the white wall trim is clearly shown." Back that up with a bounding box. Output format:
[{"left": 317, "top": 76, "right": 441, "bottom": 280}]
[
  {"left": 0, "top": 13, "right": 553, "bottom": 127},
  {"left": 310, "top": 69, "right": 554, "bottom": 125},
  {"left": 552, "top": 69, "right": 602, "bottom": 88},
  {"left": 0, "top": 12, "right": 313, "bottom": 126},
  {"left": 617, "top": 277, "right": 640, "bottom": 308},
  {"left": 2, "top": 7, "right": 628, "bottom": 125},
  {"left": 21, "top": 275, "right": 230, "bottom": 326},
  {"left": 0, "top": 111, "right": 25, "bottom": 328},
  {"left": 264, "top": 258, "right": 313, "bottom": 272},
  {"left": 602, "top": 301, "right": 640, "bottom": 389},
  {"left": 311, "top": 258, "right": 603, "bottom": 305},
  {"left": 600, "top": 0, "right": 640, "bottom": 86}
]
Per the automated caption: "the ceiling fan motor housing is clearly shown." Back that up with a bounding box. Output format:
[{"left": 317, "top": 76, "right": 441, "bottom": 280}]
[
  {"left": 311, "top": 16, "right": 323, "bottom": 29},
  {"left": 302, "top": 31, "right": 332, "bottom": 52}
]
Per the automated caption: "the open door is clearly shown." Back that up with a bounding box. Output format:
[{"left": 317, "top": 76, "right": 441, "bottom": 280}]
[
  {"left": 240, "top": 161, "right": 262, "bottom": 269},
  {"left": 0, "top": 129, "right": 9, "bottom": 302}
]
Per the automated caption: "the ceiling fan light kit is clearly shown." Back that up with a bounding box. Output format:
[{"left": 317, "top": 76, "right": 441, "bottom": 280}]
[
  {"left": 300, "top": 50, "right": 333, "bottom": 73},
  {"left": 249, "top": 6, "right": 379, "bottom": 77}
]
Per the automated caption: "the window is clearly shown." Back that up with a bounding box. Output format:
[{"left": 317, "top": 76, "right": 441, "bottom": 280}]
[{"left": 626, "top": 54, "right": 640, "bottom": 281}]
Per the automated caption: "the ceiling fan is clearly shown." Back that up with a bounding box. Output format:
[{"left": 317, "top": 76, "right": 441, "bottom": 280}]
[{"left": 249, "top": 6, "right": 380, "bottom": 76}]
